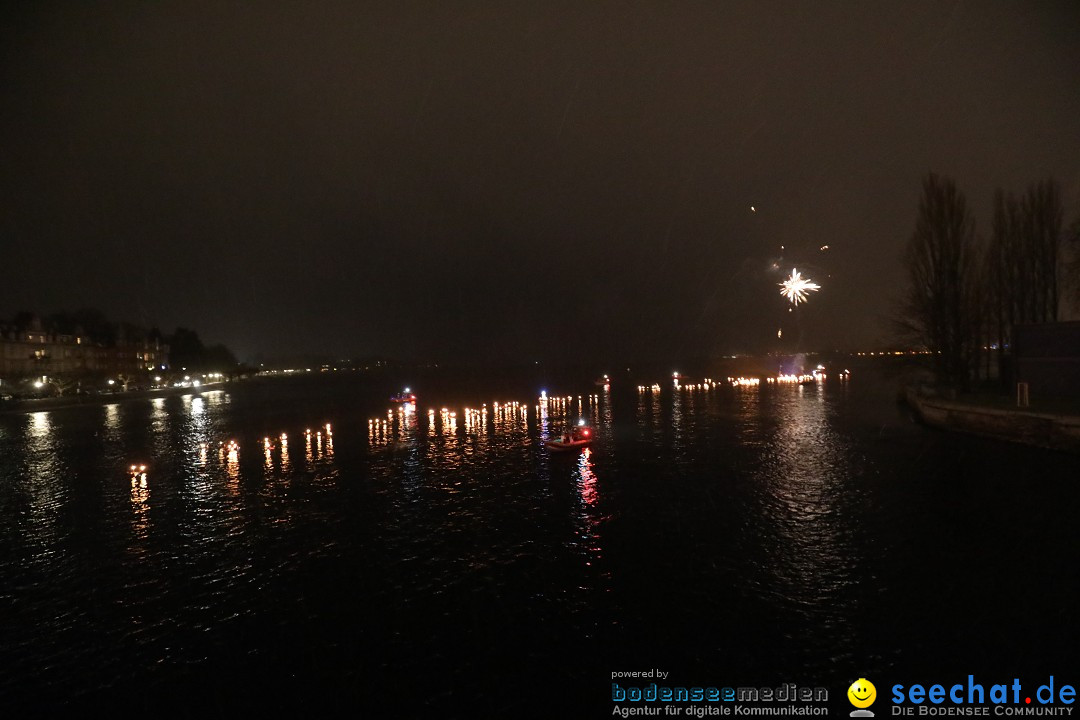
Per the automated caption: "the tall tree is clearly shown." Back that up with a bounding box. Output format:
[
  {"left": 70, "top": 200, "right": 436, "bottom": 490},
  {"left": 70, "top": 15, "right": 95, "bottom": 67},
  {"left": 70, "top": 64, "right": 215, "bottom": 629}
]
[
  {"left": 1067, "top": 216, "right": 1080, "bottom": 315},
  {"left": 987, "top": 189, "right": 1021, "bottom": 372},
  {"left": 168, "top": 328, "right": 206, "bottom": 370},
  {"left": 167, "top": 328, "right": 238, "bottom": 372},
  {"left": 985, "top": 178, "right": 1066, "bottom": 379},
  {"left": 897, "top": 173, "right": 982, "bottom": 390},
  {"left": 1021, "top": 178, "right": 1063, "bottom": 323}
]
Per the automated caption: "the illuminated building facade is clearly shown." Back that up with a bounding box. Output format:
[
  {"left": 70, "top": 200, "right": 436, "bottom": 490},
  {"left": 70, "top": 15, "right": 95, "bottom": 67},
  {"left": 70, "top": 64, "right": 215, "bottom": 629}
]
[{"left": 0, "top": 315, "right": 168, "bottom": 379}]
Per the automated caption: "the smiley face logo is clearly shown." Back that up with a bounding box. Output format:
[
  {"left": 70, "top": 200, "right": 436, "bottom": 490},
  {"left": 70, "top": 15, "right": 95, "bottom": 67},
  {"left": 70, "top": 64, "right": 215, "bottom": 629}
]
[{"left": 848, "top": 678, "right": 877, "bottom": 709}]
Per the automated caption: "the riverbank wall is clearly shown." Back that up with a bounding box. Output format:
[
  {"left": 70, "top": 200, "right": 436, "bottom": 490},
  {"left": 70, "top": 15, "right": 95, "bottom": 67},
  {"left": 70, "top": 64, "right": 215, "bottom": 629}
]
[{"left": 904, "top": 387, "right": 1080, "bottom": 454}]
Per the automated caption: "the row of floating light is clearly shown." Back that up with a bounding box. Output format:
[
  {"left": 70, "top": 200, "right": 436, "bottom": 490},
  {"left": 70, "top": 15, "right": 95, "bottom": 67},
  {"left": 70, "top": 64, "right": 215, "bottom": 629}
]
[
  {"left": 131, "top": 424, "right": 333, "bottom": 472},
  {"left": 368, "top": 392, "right": 600, "bottom": 445},
  {"left": 370, "top": 398, "right": 585, "bottom": 428},
  {"left": 128, "top": 423, "right": 336, "bottom": 483},
  {"left": 636, "top": 369, "right": 852, "bottom": 392},
  {"left": 264, "top": 427, "right": 334, "bottom": 463},
  {"left": 539, "top": 392, "right": 598, "bottom": 414},
  {"left": 856, "top": 350, "right": 934, "bottom": 356}
]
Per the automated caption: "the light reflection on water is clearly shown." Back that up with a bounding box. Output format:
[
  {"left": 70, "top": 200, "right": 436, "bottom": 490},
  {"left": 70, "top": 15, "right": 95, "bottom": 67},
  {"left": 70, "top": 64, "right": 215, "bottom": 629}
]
[
  {"left": 0, "top": 375, "right": 1077, "bottom": 713},
  {"left": 20, "top": 412, "right": 65, "bottom": 553},
  {"left": 751, "top": 381, "right": 862, "bottom": 666},
  {"left": 573, "top": 447, "right": 604, "bottom": 569},
  {"left": 130, "top": 467, "right": 151, "bottom": 543}
]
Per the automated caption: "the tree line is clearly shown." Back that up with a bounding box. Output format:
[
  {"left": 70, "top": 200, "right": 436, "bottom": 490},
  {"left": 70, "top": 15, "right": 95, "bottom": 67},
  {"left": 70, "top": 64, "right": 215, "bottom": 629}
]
[{"left": 896, "top": 173, "right": 1079, "bottom": 391}]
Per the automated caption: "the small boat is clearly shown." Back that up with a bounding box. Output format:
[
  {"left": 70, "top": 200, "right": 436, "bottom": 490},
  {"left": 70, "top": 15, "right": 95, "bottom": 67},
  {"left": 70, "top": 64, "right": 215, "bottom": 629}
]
[
  {"left": 594, "top": 374, "right": 611, "bottom": 386},
  {"left": 544, "top": 425, "right": 594, "bottom": 451},
  {"left": 390, "top": 388, "right": 417, "bottom": 403},
  {"left": 545, "top": 436, "right": 592, "bottom": 451}
]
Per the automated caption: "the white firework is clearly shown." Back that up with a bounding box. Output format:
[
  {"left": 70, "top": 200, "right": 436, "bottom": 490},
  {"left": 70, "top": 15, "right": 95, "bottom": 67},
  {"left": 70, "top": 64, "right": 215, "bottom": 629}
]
[{"left": 779, "top": 268, "right": 821, "bottom": 306}]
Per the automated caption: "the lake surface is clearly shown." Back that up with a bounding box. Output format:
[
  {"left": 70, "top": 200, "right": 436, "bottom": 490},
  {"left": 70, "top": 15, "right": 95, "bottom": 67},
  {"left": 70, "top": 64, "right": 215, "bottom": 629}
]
[{"left": 1, "top": 366, "right": 1076, "bottom": 716}]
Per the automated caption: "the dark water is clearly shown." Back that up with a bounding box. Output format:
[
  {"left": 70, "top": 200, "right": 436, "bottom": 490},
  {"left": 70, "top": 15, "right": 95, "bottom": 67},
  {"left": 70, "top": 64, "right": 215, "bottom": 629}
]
[{"left": 1, "top": 368, "right": 1077, "bottom": 716}]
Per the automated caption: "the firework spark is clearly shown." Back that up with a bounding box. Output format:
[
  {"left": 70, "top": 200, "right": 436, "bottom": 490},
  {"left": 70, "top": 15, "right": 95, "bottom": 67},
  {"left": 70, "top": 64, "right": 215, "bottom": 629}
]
[{"left": 779, "top": 268, "right": 821, "bottom": 306}]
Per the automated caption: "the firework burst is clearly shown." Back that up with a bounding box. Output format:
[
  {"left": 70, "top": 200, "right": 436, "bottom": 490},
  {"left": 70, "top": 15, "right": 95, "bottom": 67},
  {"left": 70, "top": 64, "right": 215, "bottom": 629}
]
[{"left": 779, "top": 268, "right": 821, "bottom": 306}]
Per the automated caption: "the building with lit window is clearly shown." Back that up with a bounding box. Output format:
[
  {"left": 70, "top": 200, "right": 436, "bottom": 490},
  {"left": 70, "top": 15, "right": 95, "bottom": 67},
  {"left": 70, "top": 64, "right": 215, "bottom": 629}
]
[{"left": 0, "top": 315, "right": 168, "bottom": 379}]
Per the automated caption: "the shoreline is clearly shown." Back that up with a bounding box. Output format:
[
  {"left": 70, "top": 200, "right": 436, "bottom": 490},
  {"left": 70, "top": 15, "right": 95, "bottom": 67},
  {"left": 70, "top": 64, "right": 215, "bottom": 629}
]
[
  {"left": 0, "top": 381, "right": 231, "bottom": 415},
  {"left": 904, "top": 387, "right": 1080, "bottom": 454}
]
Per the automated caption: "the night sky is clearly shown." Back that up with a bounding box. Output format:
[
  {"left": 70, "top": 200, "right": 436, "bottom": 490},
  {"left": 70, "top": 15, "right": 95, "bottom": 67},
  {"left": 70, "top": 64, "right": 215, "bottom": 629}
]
[{"left": 3, "top": 1, "right": 1078, "bottom": 365}]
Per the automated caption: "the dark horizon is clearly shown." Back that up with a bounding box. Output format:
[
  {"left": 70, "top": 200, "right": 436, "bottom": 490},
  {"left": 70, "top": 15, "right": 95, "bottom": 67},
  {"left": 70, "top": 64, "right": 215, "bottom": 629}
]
[
  {"left": 0, "top": 304, "right": 941, "bottom": 377},
  {"left": 3, "top": 1, "right": 1079, "bottom": 364}
]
